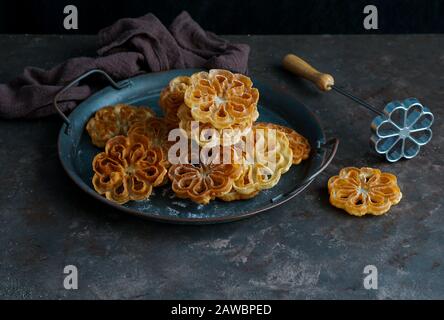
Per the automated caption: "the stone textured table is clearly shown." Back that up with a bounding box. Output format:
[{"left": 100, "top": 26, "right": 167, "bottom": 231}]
[{"left": 0, "top": 35, "right": 443, "bottom": 299}]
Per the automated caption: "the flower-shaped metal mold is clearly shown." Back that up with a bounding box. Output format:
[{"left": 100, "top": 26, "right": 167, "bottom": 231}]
[{"left": 370, "top": 98, "right": 433, "bottom": 162}]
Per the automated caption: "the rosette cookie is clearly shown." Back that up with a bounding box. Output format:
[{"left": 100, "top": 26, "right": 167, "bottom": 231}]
[
  {"left": 184, "top": 69, "right": 259, "bottom": 130},
  {"left": 328, "top": 167, "right": 402, "bottom": 216},
  {"left": 86, "top": 104, "right": 155, "bottom": 148},
  {"left": 255, "top": 122, "right": 310, "bottom": 165},
  {"left": 159, "top": 76, "right": 192, "bottom": 127},
  {"left": 168, "top": 146, "right": 242, "bottom": 204},
  {"left": 220, "top": 125, "right": 293, "bottom": 201},
  {"left": 177, "top": 104, "right": 252, "bottom": 148},
  {"left": 128, "top": 117, "right": 174, "bottom": 167},
  {"left": 92, "top": 134, "right": 168, "bottom": 204}
]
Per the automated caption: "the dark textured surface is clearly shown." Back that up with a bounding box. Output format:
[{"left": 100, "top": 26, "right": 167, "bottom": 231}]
[{"left": 0, "top": 34, "right": 443, "bottom": 299}]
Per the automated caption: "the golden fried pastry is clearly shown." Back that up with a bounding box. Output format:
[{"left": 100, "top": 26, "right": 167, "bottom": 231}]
[
  {"left": 328, "top": 167, "right": 402, "bottom": 216},
  {"left": 255, "top": 122, "right": 311, "bottom": 164},
  {"left": 86, "top": 104, "right": 155, "bottom": 148},
  {"left": 184, "top": 69, "right": 259, "bottom": 130},
  {"left": 168, "top": 146, "right": 242, "bottom": 204},
  {"left": 218, "top": 165, "right": 263, "bottom": 202},
  {"left": 92, "top": 134, "right": 168, "bottom": 204},
  {"left": 159, "top": 76, "right": 191, "bottom": 127},
  {"left": 177, "top": 104, "right": 252, "bottom": 147},
  {"left": 220, "top": 125, "right": 293, "bottom": 201},
  {"left": 127, "top": 117, "right": 173, "bottom": 163}
]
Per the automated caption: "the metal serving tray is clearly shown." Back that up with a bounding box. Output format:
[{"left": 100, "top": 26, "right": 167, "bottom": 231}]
[{"left": 55, "top": 69, "right": 338, "bottom": 224}]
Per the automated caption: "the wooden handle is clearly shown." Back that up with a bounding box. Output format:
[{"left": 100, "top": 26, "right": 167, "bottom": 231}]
[{"left": 282, "top": 54, "right": 334, "bottom": 91}]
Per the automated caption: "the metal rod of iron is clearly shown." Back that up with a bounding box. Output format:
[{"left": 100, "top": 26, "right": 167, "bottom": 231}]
[
  {"left": 282, "top": 54, "right": 385, "bottom": 116},
  {"left": 331, "top": 86, "right": 384, "bottom": 116}
]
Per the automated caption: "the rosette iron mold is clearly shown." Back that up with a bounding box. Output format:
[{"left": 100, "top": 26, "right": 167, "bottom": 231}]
[
  {"left": 370, "top": 98, "right": 433, "bottom": 162},
  {"left": 283, "top": 54, "right": 434, "bottom": 162}
]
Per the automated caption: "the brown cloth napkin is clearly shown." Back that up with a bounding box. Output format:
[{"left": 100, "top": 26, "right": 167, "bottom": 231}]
[{"left": 0, "top": 11, "right": 249, "bottom": 119}]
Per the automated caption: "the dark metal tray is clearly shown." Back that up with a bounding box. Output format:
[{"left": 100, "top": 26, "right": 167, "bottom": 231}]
[{"left": 55, "top": 69, "right": 338, "bottom": 224}]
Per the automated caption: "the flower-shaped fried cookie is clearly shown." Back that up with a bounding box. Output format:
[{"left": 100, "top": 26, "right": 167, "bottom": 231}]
[
  {"left": 328, "top": 167, "right": 402, "bottom": 216},
  {"left": 86, "top": 104, "right": 155, "bottom": 148},
  {"left": 92, "top": 134, "right": 168, "bottom": 204},
  {"left": 159, "top": 76, "right": 191, "bottom": 127},
  {"left": 184, "top": 69, "right": 259, "bottom": 130},
  {"left": 168, "top": 147, "right": 242, "bottom": 204},
  {"left": 220, "top": 125, "right": 293, "bottom": 201},
  {"left": 177, "top": 104, "right": 252, "bottom": 147},
  {"left": 128, "top": 117, "right": 173, "bottom": 166},
  {"left": 255, "top": 122, "right": 311, "bottom": 164},
  {"left": 371, "top": 98, "right": 434, "bottom": 162}
]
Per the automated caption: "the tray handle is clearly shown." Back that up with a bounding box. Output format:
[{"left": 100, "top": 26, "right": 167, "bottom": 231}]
[
  {"left": 271, "top": 137, "right": 339, "bottom": 202},
  {"left": 54, "top": 69, "right": 131, "bottom": 133}
]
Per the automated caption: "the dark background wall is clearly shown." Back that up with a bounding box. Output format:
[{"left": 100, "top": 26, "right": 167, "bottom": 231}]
[{"left": 0, "top": 0, "right": 443, "bottom": 34}]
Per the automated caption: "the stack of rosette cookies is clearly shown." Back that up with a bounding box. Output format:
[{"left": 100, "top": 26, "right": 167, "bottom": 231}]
[{"left": 86, "top": 69, "right": 311, "bottom": 205}]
